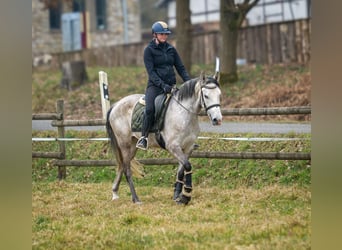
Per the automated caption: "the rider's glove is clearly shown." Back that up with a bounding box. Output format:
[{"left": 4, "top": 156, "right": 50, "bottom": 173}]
[{"left": 163, "top": 84, "right": 172, "bottom": 94}]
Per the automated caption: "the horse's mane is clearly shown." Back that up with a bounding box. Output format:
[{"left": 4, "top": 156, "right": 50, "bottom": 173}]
[
  {"left": 176, "top": 76, "right": 219, "bottom": 102},
  {"left": 176, "top": 78, "right": 199, "bottom": 102}
]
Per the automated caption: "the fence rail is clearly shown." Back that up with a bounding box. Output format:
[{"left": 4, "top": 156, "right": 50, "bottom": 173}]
[
  {"left": 218, "top": 106, "right": 311, "bottom": 116},
  {"left": 48, "top": 106, "right": 310, "bottom": 127},
  {"left": 32, "top": 152, "right": 62, "bottom": 159},
  {"left": 32, "top": 113, "right": 63, "bottom": 120},
  {"left": 32, "top": 100, "right": 311, "bottom": 179},
  {"left": 53, "top": 152, "right": 310, "bottom": 167}
]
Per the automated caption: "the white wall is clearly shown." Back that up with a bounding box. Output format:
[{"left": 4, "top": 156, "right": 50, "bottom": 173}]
[{"left": 166, "top": 0, "right": 309, "bottom": 27}]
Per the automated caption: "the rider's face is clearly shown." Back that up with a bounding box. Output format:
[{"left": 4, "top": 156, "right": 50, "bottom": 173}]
[{"left": 156, "top": 33, "right": 169, "bottom": 43}]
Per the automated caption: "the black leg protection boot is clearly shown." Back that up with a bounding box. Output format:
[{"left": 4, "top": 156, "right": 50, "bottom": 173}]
[
  {"left": 176, "top": 162, "right": 192, "bottom": 205},
  {"left": 173, "top": 181, "right": 183, "bottom": 200}
]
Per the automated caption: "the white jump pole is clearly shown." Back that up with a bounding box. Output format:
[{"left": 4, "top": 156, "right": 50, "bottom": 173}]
[{"left": 98, "top": 71, "right": 110, "bottom": 120}]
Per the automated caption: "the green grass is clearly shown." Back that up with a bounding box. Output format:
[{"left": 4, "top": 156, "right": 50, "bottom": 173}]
[
  {"left": 32, "top": 183, "right": 310, "bottom": 250},
  {"left": 32, "top": 130, "right": 310, "bottom": 248},
  {"left": 32, "top": 132, "right": 310, "bottom": 249}
]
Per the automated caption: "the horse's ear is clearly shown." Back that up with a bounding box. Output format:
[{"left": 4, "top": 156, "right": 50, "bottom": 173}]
[
  {"left": 213, "top": 57, "right": 220, "bottom": 82},
  {"left": 213, "top": 71, "right": 220, "bottom": 82}
]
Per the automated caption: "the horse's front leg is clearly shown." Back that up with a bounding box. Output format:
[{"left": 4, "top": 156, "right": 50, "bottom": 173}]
[
  {"left": 173, "top": 163, "right": 184, "bottom": 200},
  {"left": 168, "top": 146, "right": 193, "bottom": 205},
  {"left": 178, "top": 160, "right": 193, "bottom": 205}
]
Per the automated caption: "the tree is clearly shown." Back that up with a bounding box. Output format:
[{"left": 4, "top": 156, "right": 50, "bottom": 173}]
[
  {"left": 176, "top": 0, "right": 192, "bottom": 76},
  {"left": 220, "top": 0, "right": 259, "bottom": 84},
  {"left": 140, "top": 0, "right": 167, "bottom": 29}
]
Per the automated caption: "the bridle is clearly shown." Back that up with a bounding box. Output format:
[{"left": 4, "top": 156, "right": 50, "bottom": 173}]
[{"left": 200, "top": 81, "right": 221, "bottom": 112}]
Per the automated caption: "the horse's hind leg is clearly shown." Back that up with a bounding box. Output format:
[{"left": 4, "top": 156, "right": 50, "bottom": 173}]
[
  {"left": 112, "top": 168, "right": 123, "bottom": 200},
  {"left": 123, "top": 160, "right": 141, "bottom": 203}
]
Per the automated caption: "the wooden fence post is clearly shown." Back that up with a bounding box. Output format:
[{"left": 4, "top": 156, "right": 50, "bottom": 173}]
[
  {"left": 98, "top": 71, "right": 110, "bottom": 120},
  {"left": 56, "top": 99, "right": 66, "bottom": 180}
]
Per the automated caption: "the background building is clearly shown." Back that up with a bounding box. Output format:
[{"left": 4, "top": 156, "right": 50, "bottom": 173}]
[
  {"left": 32, "top": 0, "right": 141, "bottom": 62},
  {"left": 157, "top": 0, "right": 311, "bottom": 28}
]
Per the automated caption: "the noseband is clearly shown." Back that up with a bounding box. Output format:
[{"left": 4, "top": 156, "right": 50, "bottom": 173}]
[{"left": 201, "top": 78, "right": 221, "bottom": 112}]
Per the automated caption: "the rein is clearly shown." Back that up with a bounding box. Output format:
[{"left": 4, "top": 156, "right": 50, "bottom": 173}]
[{"left": 172, "top": 94, "right": 200, "bottom": 115}]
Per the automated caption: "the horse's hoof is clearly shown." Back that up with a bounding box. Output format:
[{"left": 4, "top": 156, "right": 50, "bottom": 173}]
[
  {"left": 133, "top": 200, "right": 143, "bottom": 205},
  {"left": 175, "top": 200, "right": 186, "bottom": 205},
  {"left": 175, "top": 194, "right": 191, "bottom": 205},
  {"left": 112, "top": 193, "right": 119, "bottom": 201}
]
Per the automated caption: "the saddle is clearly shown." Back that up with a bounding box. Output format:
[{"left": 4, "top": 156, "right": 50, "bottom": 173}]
[{"left": 131, "top": 93, "right": 172, "bottom": 133}]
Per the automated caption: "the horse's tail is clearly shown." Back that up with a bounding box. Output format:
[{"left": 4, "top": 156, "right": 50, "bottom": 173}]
[
  {"left": 106, "top": 105, "right": 124, "bottom": 171},
  {"left": 106, "top": 105, "right": 144, "bottom": 178}
]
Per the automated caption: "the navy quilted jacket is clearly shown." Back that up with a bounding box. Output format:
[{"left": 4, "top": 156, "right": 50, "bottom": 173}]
[{"left": 144, "top": 39, "right": 190, "bottom": 89}]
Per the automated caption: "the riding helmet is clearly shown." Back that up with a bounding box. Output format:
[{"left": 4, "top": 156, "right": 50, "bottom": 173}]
[{"left": 151, "top": 21, "right": 171, "bottom": 34}]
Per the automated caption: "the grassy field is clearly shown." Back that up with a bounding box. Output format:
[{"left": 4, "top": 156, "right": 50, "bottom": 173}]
[
  {"left": 32, "top": 130, "right": 311, "bottom": 249},
  {"left": 32, "top": 64, "right": 311, "bottom": 249},
  {"left": 32, "top": 183, "right": 310, "bottom": 250}
]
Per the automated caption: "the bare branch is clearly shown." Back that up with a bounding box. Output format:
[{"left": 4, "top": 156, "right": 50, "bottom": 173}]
[{"left": 238, "top": 0, "right": 260, "bottom": 13}]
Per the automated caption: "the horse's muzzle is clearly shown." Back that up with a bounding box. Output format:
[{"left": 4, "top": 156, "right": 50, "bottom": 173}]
[
  {"left": 212, "top": 117, "right": 222, "bottom": 126},
  {"left": 207, "top": 106, "right": 222, "bottom": 126}
]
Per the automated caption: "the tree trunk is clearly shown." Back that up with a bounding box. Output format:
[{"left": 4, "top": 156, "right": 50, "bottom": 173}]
[
  {"left": 60, "top": 60, "right": 88, "bottom": 90},
  {"left": 176, "top": 0, "right": 192, "bottom": 77},
  {"left": 220, "top": 0, "right": 239, "bottom": 84},
  {"left": 220, "top": 0, "right": 260, "bottom": 84}
]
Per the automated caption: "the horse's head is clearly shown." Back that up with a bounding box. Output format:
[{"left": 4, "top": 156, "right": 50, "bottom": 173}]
[{"left": 199, "top": 71, "right": 222, "bottom": 126}]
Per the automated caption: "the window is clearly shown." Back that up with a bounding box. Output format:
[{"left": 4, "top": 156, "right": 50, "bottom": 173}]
[
  {"left": 73, "top": 0, "right": 86, "bottom": 12},
  {"left": 49, "top": 2, "right": 62, "bottom": 30},
  {"left": 96, "top": 0, "right": 107, "bottom": 30}
]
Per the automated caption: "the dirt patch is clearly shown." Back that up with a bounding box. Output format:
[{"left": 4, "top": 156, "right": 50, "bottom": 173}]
[{"left": 221, "top": 65, "right": 311, "bottom": 121}]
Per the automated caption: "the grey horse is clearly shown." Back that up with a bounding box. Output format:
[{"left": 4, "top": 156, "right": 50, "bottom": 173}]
[{"left": 106, "top": 71, "right": 222, "bottom": 204}]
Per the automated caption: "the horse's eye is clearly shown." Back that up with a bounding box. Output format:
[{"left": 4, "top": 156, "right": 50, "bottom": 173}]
[{"left": 204, "top": 95, "right": 209, "bottom": 99}]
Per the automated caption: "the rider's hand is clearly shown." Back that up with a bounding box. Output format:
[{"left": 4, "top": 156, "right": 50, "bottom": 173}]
[{"left": 163, "top": 84, "right": 172, "bottom": 94}]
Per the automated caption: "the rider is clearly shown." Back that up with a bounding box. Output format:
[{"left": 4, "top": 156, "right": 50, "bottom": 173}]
[{"left": 136, "top": 21, "right": 191, "bottom": 150}]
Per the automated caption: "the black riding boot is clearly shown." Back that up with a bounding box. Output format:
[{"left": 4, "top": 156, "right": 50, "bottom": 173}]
[{"left": 136, "top": 111, "right": 153, "bottom": 150}]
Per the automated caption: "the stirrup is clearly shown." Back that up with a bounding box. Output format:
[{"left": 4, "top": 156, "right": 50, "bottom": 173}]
[{"left": 136, "top": 137, "right": 148, "bottom": 150}]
